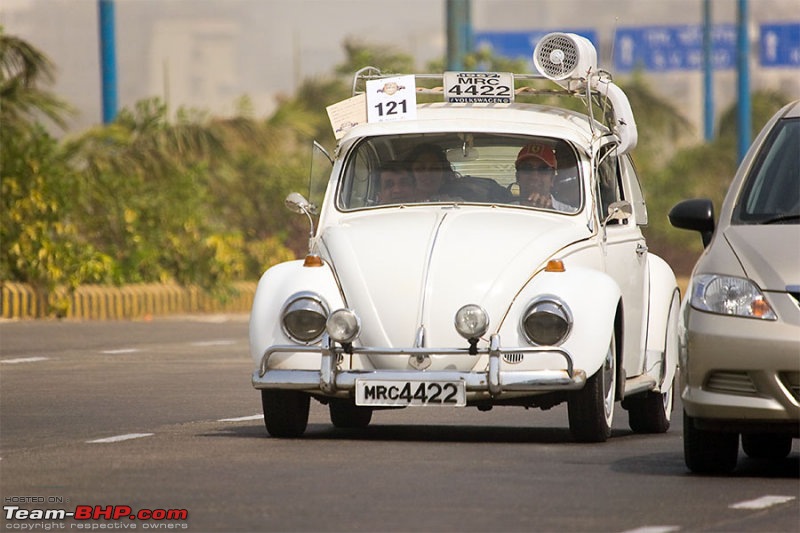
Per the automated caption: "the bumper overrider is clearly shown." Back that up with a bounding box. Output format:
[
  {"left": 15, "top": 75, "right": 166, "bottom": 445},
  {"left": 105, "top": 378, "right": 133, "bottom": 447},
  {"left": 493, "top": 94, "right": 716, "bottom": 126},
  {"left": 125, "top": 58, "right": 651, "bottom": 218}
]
[{"left": 252, "top": 333, "right": 587, "bottom": 397}]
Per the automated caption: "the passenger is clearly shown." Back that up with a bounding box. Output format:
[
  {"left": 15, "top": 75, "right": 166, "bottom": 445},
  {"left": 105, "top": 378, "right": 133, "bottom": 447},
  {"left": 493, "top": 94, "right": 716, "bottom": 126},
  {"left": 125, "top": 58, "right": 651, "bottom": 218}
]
[
  {"left": 407, "top": 144, "right": 457, "bottom": 201},
  {"left": 515, "top": 142, "right": 574, "bottom": 211},
  {"left": 375, "top": 161, "right": 416, "bottom": 205}
]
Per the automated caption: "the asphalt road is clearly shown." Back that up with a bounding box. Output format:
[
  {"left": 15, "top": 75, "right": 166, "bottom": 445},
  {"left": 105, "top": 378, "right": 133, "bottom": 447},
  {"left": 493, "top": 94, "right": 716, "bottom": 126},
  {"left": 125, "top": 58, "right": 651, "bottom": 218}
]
[{"left": 1, "top": 316, "right": 798, "bottom": 532}]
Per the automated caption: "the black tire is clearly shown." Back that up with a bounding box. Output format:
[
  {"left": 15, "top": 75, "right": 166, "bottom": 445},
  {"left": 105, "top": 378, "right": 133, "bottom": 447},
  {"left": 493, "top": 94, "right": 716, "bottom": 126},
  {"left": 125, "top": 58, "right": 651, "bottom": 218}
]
[
  {"left": 683, "top": 410, "right": 738, "bottom": 474},
  {"left": 568, "top": 331, "right": 616, "bottom": 443},
  {"left": 742, "top": 433, "right": 793, "bottom": 460},
  {"left": 261, "top": 390, "right": 310, "bottom": 438},
  {"left": 627, "top": 388, "right": 673, "bottom": 433},
  {"left": 329, "top": 398, "right": 373, "bottom": 429}
]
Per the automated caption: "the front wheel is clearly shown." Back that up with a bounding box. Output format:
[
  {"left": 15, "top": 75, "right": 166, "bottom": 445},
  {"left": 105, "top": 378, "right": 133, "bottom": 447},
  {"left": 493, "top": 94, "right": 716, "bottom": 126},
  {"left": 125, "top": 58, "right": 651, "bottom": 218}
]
[
  {"left": 261, "top": 390, "right": 310, "bottom": 438},
  {"left": 568, "top": 330, "right": 616, "bottom": 442}
]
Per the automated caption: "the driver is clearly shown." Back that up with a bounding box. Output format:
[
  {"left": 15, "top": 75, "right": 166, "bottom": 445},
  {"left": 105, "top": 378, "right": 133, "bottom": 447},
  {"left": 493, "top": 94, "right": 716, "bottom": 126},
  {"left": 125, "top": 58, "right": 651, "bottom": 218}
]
[{"left": 515, "top": 142, "right": 573, "bottom": 211}]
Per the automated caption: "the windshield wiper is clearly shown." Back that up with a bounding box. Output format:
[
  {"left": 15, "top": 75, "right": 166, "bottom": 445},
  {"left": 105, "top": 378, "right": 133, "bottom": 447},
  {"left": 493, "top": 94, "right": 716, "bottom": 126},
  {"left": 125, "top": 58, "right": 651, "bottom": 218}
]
[{"left": 759, "top": 213, "right": 800, "bottom": 224}]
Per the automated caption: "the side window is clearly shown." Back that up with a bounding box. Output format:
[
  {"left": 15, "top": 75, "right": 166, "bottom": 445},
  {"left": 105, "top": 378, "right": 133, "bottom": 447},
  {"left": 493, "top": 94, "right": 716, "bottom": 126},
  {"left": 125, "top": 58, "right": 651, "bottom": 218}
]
[
  {"left": 596, "top": 145, "right": 623, "bottom": 222},
  {"left": 620, "top": 154, "right": 648, "bottom": 226}
]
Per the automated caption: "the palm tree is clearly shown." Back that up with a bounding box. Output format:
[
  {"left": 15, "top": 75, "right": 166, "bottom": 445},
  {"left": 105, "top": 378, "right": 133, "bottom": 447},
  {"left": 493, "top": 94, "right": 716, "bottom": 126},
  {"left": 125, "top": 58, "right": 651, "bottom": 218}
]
[{"left": 0, "top": 26, "right": 73, "bottom": 134}]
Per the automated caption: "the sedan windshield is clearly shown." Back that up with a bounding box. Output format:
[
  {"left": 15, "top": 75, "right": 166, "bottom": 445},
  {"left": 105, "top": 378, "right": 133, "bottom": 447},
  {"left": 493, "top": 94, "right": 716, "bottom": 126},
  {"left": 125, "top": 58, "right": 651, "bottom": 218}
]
[
  {"left": 337, "top": 132, "right": 581, "bottom": 213},
  {"left": 733, "top": 117, "right": 800, "bottom": 225}
]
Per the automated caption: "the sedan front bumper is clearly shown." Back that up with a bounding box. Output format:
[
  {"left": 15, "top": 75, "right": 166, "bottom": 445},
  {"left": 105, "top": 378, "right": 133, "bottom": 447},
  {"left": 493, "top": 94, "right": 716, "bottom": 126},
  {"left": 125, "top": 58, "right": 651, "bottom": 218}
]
[{"left": 252, "top": 334, "right": 586, "bottom": 397}]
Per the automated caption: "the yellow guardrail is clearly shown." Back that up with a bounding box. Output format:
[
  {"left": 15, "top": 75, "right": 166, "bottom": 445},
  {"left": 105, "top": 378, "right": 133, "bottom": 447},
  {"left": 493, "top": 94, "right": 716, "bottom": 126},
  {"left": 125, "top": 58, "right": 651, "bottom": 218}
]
[
  {"left": 1, "top": 278, "right": 691, "bottom": 321},
  {"left": 0, "top": 281, "right": 257, "bottom": 320}
]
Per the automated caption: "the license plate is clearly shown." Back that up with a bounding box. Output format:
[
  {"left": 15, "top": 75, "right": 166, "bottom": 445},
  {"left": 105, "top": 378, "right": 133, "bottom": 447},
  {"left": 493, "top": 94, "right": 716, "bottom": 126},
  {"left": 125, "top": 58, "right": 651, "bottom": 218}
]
[
  {"left": 355, "top": 379, "right": 466, "bottom": 407},
  {"left": 443, "top": 71, "right": 514, "bottom": 103}
]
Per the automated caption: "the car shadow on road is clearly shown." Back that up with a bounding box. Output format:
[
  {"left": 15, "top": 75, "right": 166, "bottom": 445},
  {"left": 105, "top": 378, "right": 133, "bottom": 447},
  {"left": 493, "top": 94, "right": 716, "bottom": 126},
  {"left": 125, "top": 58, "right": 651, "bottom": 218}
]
[
  {"left": 610, "top": 451, "right": 800, "bottom": 479},
  {"left": 210, "top": 421, "right": 638, "bottom": 444}
]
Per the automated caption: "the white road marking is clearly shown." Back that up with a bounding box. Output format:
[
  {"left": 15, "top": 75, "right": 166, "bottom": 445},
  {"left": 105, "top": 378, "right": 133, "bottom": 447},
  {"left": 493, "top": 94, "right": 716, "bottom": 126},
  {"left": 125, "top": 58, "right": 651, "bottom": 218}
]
[
  {"left": 1, "top": 357, "right": 49, "bottom": 364},
  {"left": 219, "top": 414, "right": 262, "bottom": 422},
  {"left": 730, "top": 495, "right": 795, "bottom": 510},
  {"left": 191, "top": 340, "right": 237, "bottom": 347},
  {"left": 87, "top": 433, "right": 154, "bottom": 443},
  {"left": 101, "top": 349, "right": 139, "bottom": 354},
  {"left": 621, "top": 526, "right": 681, "bottom": 533}
]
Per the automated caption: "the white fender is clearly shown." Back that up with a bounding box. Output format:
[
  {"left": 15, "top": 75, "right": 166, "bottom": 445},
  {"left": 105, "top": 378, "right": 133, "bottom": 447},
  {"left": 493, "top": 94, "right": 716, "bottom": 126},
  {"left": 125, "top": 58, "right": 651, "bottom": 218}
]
[
  {"left": 644, "top": 253, "right": 680, "bottom": 389},
  {"left": 499, "top": 267, "right": 622, "bottom": 378},
  {"left": 249, "top": 260, "right": 344, "bottom": 367}
]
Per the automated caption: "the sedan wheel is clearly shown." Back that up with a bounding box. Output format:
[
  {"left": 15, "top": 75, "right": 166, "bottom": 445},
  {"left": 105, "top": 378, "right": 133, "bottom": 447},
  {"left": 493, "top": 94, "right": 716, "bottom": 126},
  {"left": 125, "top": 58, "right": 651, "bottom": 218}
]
[
  {"left": 329, "top": 398, "right": 373, "bottom": 428},
  {"left": 568, "top": 330, "right": 616, "bottom": 442},
  {"left": 683, "top": 410, "right": 739, "bottom": 474},
  {"left": 741, "top": 433, "right": 793, "bottom": 460},
  {"left": 261, "top": 390, "right": 310, "bottom": 438}
]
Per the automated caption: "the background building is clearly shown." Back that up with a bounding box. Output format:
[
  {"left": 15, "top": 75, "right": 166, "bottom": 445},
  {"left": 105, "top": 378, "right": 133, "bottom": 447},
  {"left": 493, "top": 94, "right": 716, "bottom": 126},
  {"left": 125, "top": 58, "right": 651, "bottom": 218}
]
[{"left": 2, "top": 0, "right": 798, "bottom": 137}]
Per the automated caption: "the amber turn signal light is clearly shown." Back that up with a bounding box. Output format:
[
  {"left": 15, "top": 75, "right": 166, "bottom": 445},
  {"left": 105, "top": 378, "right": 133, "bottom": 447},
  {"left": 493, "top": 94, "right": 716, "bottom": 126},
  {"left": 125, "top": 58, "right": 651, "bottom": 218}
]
[{"left": 544, "top": 259, "right": 565, "bottom": 272}]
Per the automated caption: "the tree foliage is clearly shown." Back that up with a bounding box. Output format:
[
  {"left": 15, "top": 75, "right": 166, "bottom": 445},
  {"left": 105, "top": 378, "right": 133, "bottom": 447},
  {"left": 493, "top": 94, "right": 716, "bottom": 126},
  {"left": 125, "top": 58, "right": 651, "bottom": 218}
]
[{"left": 641, "top": 91, "right": 792, "bottom": 273}]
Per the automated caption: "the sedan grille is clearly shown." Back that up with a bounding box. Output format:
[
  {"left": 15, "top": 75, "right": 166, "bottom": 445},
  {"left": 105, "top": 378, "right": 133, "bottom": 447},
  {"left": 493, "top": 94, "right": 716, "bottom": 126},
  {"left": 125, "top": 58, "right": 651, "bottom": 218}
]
[
  {"left": 779, "top": 372, "right": 800, "bottom": 402},
  {"left": 705, "top": 371, "right": 758, "bottom": 395}
]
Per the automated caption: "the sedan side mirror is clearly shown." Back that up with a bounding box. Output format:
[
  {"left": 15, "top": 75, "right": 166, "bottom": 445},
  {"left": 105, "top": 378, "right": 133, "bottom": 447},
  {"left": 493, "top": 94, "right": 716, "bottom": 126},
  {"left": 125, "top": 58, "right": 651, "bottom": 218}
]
[{"left": 669, "top": 198, "right": 715, "bottom": 247}]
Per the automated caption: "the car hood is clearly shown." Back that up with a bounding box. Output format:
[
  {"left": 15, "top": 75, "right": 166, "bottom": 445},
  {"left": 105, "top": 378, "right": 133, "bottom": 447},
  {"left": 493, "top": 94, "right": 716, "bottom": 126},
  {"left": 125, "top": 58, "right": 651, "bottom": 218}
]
[
  {"left": 723, "top": 225, "right": 800, "bottom": 291},
  {"left": 319, "top": 208, "right": 590, "bottom": 347}
]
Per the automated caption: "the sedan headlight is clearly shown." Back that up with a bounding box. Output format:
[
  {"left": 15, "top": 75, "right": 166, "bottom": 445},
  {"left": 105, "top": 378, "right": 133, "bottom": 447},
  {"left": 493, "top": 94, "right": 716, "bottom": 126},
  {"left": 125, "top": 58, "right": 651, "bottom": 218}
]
[
  {"left": 521, "top": 296, "right": 572, "bottom": 346},
  {"left": 281, "top": 292, "right": 329, "bottom": 343},
  {"left": 690, "top": 274, "right": 777, "bottom": 320}
]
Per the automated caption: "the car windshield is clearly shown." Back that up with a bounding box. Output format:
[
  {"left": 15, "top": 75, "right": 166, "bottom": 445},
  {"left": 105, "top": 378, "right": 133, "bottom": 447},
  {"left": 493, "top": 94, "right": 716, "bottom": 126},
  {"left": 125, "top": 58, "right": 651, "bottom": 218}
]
[
  {"left": 733, "top": 117, "right": 800, "bottom": 225},
  {"left": 337, "top": 132, "right": 582, "bottom": 213}
]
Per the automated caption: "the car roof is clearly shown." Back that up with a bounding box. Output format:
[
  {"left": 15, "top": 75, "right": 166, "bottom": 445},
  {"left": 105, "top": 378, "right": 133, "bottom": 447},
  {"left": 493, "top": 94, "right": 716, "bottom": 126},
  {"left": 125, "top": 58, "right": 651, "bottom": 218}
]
[
  {"left": 338, "top": 102, "right": 604, "bottom": 149},
  {"left": 780, "top": 99, "right": 800, "bottom": 119}
]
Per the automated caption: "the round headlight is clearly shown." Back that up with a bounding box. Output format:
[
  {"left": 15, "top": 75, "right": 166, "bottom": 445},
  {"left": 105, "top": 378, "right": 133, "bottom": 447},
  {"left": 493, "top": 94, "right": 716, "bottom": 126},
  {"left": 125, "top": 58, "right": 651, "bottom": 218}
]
[
  {"left": 522, "top": 297, "right": 572, "bottom": 346},
  {"left": 326, "top": 309, "right": 361, "bottom": 344},
  {"left": 454, "top": 304, "right": 490, "bottom": 339},
  {"left": 281, "top": 292, "right": 328, "bottom": 343}
]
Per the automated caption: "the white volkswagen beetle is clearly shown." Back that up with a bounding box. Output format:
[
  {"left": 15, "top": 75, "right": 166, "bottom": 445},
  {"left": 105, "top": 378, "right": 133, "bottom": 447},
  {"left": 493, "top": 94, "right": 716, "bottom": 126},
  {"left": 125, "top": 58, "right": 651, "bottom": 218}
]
[{"left": 250, "top": 33, "right": 680, "bottom": 442}]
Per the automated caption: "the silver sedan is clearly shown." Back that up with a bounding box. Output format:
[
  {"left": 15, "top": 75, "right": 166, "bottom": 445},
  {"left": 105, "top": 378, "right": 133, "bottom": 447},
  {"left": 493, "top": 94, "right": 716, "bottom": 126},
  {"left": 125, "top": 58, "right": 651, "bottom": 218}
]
[{"left": 669, "top": 99, "right": 800, "bottom": 474}]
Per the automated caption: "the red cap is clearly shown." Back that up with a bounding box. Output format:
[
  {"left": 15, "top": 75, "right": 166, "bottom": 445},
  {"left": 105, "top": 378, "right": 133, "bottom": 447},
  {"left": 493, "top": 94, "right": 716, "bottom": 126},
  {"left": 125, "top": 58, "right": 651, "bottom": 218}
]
[{"left": 515, "top": 143, "right": 557, "bottom": 169}]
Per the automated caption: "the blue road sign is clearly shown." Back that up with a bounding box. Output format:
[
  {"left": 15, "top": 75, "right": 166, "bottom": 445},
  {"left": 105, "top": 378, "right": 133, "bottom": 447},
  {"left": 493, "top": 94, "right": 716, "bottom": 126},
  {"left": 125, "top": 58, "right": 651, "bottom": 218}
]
[
  {"left": 474, "top": 30, "right": 598, "bottom": 62},
  {"left": 614, "top": 25, "right": 737, "bottom": 72},
  {"left": 760, "top": 23, "right": 800, "bottom": 67}
]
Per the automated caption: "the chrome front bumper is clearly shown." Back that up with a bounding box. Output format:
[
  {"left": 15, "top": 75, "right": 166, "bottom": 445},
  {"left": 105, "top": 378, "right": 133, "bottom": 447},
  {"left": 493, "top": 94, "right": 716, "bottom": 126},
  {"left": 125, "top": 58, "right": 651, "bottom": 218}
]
[{"left": 251, "top": 334, "right": 586, "bottom": 397}]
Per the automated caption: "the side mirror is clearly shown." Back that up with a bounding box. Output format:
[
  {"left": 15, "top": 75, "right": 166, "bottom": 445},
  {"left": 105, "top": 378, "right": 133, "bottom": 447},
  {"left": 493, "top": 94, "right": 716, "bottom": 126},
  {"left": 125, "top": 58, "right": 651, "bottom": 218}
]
[
  {"left": 669, "top": 198, "right": 715, "bottom": 247},
  {"left": 285, "top": 192, "right": 312, "bottom": 214},
  {"left": 285, "top": 192, "right": 316, "bottom": 255},
  {"left": 605, "top": 200, "right": 633, "bottom": 224}
]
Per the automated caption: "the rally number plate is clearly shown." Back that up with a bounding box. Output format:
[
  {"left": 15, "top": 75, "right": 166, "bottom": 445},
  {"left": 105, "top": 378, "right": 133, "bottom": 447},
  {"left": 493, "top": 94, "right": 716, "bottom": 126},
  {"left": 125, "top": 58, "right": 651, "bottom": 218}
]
[
  {"left": 443, "top": 71, "right": 514, "bottom": 103},
  {"left": 355, "top": 379, "right": 466, "bottom": 407}
]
